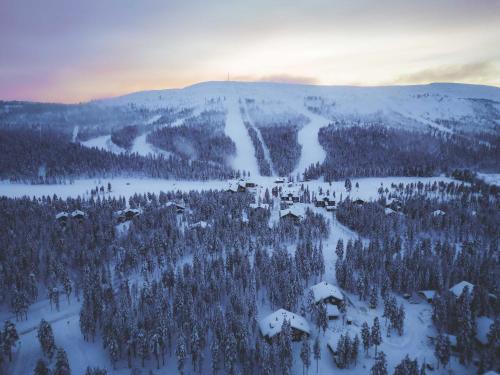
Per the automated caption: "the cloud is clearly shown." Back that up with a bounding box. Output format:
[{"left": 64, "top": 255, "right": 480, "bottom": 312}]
[
  {"left": 393, "top": 61, "right": 499, "bottom": 85},
  {"left": 234, "top": 74, "right": 318, "bottom": 85}
]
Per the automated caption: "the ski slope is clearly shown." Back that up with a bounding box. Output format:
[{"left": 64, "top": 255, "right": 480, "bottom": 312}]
[{"left": 225, "top": 95, "right": 260, "bottom": 177}]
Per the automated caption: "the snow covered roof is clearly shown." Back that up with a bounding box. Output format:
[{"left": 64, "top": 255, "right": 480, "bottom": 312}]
[
  {"left": 475, "top": 316, "right": 494, "bottom": 345},
  {"left": 310, "top": 282, "right": 344, "bottom": 303},
  {"left": 385, "top": 207, "right": 396, "bottom": 215},
  {"left": 259, "top": 309, "right": 310, "bottom": 339},
  {"left": 418, "top": 290, "right": 437, "bottom": 300},
  {"left": 249, "top": 203, "right": 269, "bottom": 210},
  {"left": 449, "top": 281, "right": 474, "bottom": 297},
  {"left": 279, "top": 207, "right": 304, "bottom": 220},
  {"left": 56, "top": 211, "right": 69, "bottom": 219},
  {"left": 432, "top": 209, "right": 446, "bottom": 216},
  {"left": 190, "top": 221, "right": 210, "bottom": 229},
  {"left": 71, "top": 210, "right": 85, "bottom": 217},
  {"left": 165, "top": 201, "right": 185, "bottom": 209},
  {"left": 274, "top": 177, "right": 286, "bottom": 183},
  {"left": 326, "top": 304, "right": 340, "bottom": 317}
]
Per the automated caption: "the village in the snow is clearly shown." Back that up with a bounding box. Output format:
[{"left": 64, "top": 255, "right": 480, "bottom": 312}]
[{"left": 0, "top": 81, "right": 499, "bottom": 375}]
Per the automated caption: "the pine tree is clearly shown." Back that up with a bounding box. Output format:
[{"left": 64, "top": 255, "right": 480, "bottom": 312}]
[
  {"left": 361, "top": 321, "right": 371, "bottom": 356},
  {"left": 300, "top": 336, "right": 311, "bottom": 375},
  {"left": 371, "top": 317, "right": 382, "bottom": 356},
  {"left": 176, "top": 334, "right": 187, "bottom": 375},
  {"left": 108, "top": 336, "right": 119, "bottom": 369},
  {"left": 34, "top": 359, "right": 49, "bottom": 375},
  {"left": 313, "top": 336, "right": 321, "bottom": 374},
  {"left": 369, "top": 287, "right": 378, "bottom": 309},
  {"left": 351, "top": 334, "right": 360, "bottom": 366},
  {"left": 394, "top": 355, "right": 419, "bottom": 375},
  {"left": 335, "top": 239, "right": 344, "bottom": 260},
  {"left": 280, "top": 320, "right": 293, "bottom": 375},
  {"left": 53, "top": 348, "right": 71, "bottom": 375},
  {"left": 2, "top": 320, "right": 19, "bottom": 362},
  {"left": 456, "top": 286, "right": 474, "bottom": 365},
  {"left": 84, "top": 367, "right": 107, "bottom": 375},
  {"left": 37, "top": 319, "right": 55, "bottom": 359},
  {"left": 371, "top": 351, "right": 388, "bottom": 375},
  {"left": 434, "top": 333, "right": 451, "bottom": 369},
  {"left": 316, "top": 303, "right": 328, "bottom": 334}
]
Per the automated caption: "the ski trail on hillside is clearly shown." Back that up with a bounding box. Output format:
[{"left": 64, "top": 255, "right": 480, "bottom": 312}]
[
  {"left": 225, "top": 95, "right": 260, "bottom": 177},
  {"left": 293, "top": 106, "right": 328, "bottom": 177},
  {"left": 81, "top": 135, "right": 126, "bottom": 154},
  {"left": 72, "top": 126, "right": 79, "bottom": 142},
  {"left": 241, "top": 102, "right": 276, "bottom": 176},
  {"left": 131, "top": 115, "right": 187, "bottom": 157}
]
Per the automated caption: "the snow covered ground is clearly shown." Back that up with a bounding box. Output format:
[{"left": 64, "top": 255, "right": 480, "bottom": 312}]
[
  {"left": 1, "top": 173, "right": 472, "bottom": 374},
  {"left": 477, "top": 173, "right": 500, "bottom": 186},
  {"left": 0, "top": 175, "right": 457, "bottom": 201},
  {"left": 81, "top": 135, "right": 126, "bottom": 154}
]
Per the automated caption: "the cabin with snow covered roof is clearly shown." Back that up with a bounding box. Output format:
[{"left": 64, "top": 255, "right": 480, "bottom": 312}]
[
  {"left": 274, "top": 177, "right": 285, "bottom": 184},
  {"left": 418, "top": 290, "right": 437, "bottom": 303},
  {"left": 259, "top": 309, "right": 310, "bottom": 341},
  {"left": 279, "top": 208, "right": 303, "bottom": 223},
  {"left": 432, "top": 209, "right": 446, "bottom": 217},
  {"left": 189, "top": 221, "right": 210, "bottom": 229},
  {"left": 165, "top": 201, "right": 185, "bottom": 214},
  {"left": 280, "top": 190, "right": 300, "bottom": 204},
  {"left": 55, "top": 212, "right": 69, "bottom": 222},
  {"left": 449, "top": 281, "right": 474, "bottom": 298},
  {"left": 115, "top": 208, "right": 142, "bottom": 223},
  {"left": 353, "top": 198, "right": 365, "bottom": 206},
  {"left": 70, "top": 210, "right": 85, "bottom": 220},
  {"left": 310, "top": 281, "right": 344, "bottom": 306},
  {"left": 249, "top": 203, "right": 270, "bottom": 211}
]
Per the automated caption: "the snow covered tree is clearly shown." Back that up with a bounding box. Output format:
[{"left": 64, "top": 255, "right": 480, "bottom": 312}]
[
  {"left": 371, "top": 317, "right": 382, "bottom": 356},
  {"left": 394, "top": 355, "right": 419, "bottom": 375},
  {"left": 2, "top": 320, "right": 19, "bottom": 362},
  {"left": 434, "top": 333, "right": 451, "bottom": 369},
  {"left": 53, "top": 348, "right": 71, "bottom": 375},
  {"left": 280, "top": 320, "right": 293, "bottom": 375},
  {"left": 310, "top": 337, "right": 319, "bottom": 375},
  {"left": 456, "top": 286, "right": 475, "bottom": 365},
  {"left": 351, "top": 334, "right": 360, "bottom": 366},
  {"left": 34, "top": 359, "right": 49, "bottom": 375},
  {"left": 85, "top": 367, "right": 107, "bottom": 375},
  {"left": 37, "top": 319, "right": 56, "bottom": 359},
  {"left": 371, "top": 351, "right": 388, "bottom": 375},
  {"left": 345, "top": 179, "right": 352, "bottom": 192},
  {"left": 316, "top": 303, "right": 328, "bottom": 335},
  {"left": 108, "top": 336, "right": 119, "bottom": 369},
  {"left": 176, "top": 334, "right": 187, "bottom": 375},
  {"left": 361, "top": 321, "right": 371, "bottom": 356},
  {"left": 369, "top": 286, "right": 378, "bottom": 309},
  {"left": 300, "top": 335, "right": 311, "bottom": 375}
]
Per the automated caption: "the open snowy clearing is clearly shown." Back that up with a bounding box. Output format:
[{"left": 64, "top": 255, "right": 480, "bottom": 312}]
[{"left": 0, "top": 176, "right": 458, "bottom": 201}]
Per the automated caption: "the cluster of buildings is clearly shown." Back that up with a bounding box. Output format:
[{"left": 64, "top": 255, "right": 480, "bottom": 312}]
[
  {"left": 55, "top": 210, "right": 85, "bottom": 224},
  {"left": 258, "top": 281, "right": 345, "bottom": 342}
]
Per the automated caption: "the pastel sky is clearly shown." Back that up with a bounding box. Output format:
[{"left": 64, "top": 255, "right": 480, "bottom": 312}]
[{"left": 1, "top": 0, "right": 499, "bottom": 103}]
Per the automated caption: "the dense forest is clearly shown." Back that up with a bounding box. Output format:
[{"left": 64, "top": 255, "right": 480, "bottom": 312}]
[
  {"left": 0, "top": 129, "right": 235, "bottom": 182},
  {"left": 303, "top": 125, "right": 500, "bottom": 180}
]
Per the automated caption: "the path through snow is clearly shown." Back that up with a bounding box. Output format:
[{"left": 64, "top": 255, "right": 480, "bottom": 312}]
[
  {"left": 293, "top": 107, "right": 328, "bottom": 176},
  {"left": 224, "top": 95, "right": 260, "bottom": 177}
]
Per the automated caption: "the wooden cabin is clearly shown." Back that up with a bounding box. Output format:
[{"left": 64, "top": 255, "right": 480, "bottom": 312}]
[
  {"left": 259, "top": 309, "right": 311, "bottom": 342},
  {"left": 310, "top": 281, "right": 344, "bottom": 306}
]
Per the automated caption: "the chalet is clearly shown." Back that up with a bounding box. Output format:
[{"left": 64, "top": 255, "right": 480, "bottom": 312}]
[
  {"left": 326, "top": 304, "right": 340, "bottom": 320},
  {"left": 353, "top": 199, "right": 365, "bottom": 206},
  {"left": 279, "top": 208, "right": 303, "bottom": 223},
  {"left": 259, "top": 309, "right": 310, "bottom": 341},
  {"left": 249, "top": 203, "right": 270, "bottom": 211},
  {"left": 385, "top": 207, "right": 396, "bottom": 215},
  {"left": 165, "top": 201, "right": 185, "bottom": 214},
  {"left": 386, "top": 197, "right": 402, "bottom": 211},
  {"left": 71, "top": 210, "right": 85, "bottom": 220},
  {"left": 449, "top": 281, "right": 474, "bottom": 298},
  {"left": 418, "top": 290, "right": 437, "bottom": 303},
  {"left": 189, "top": 221, "right": 210, "bottom": 229},
  {"left": 226, "top": 185, "right": 238, "bottom": 193},
  {"left": 325, "top": 203, "right": 336, "bottom": 211},
  {"left": 310, "top": 282, "right": 344, "bottom": 306},
  {"left": 280, "top": 190, "right": 300, "bottom": 204},
  {"left": 237, "top": 182, "right": 247, "bottom": 192},
  {"left": 432, "top": 209, "right": 446, "bottom": 217},
  {"left": 55, "top": 212, "right": 69, "bottom": 222},
  {"left": 115, "top": 208, "right": 142, "bottom": 223},
  {"left": 245, "top": 181, "right": 257, "bottom": 188},
  {"left": 274, "top": 177, "right": 286, "bottom": 184}
]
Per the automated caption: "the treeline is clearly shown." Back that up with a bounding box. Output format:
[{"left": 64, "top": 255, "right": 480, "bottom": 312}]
[
  {"left": 0, "top": 129, "right": 235, "bottom": 182},
  {"left": 147, "top": 110, "right": 236, "bottom": 165},
  {"left": 304, "top": 125, "right": 500, "bottom": 180},
  {"left": 110, "top": 125, "right": 140, "bottom": 150},
  {"left": 260, "top": 125, "right": 301, "bottom": 176}
]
